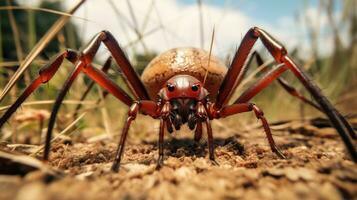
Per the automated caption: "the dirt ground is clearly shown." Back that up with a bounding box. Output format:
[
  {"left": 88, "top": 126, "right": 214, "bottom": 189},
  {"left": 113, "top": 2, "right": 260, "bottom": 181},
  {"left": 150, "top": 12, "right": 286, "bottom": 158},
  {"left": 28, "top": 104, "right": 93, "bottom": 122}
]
[{"left": 0, "top": 117, "right": 356, "bottom": 200}]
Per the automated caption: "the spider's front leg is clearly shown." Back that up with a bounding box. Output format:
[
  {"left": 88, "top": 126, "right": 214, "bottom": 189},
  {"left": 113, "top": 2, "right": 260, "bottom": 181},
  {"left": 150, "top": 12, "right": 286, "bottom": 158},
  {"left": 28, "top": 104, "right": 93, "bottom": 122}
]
[
  {"left": 197, "top": 102, "right": 218, "bottom": 164},
  {"left": 210, "top": 103, "right": 286, "bottom": 159},
  {"left": 111, "top": 100, "right": 163, "bottom": 172},
  {"left": 156, "top": 102, "right": 170, "bottom": 170}
]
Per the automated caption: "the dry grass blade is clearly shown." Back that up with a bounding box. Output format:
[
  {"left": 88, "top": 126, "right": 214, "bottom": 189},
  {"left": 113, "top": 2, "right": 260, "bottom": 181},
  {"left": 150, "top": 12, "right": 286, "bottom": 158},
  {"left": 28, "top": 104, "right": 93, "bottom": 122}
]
[
  {"left": 0, "top": 59, "right": 46, "bottom": 68},
  {"left": 152, "top": 0, "right": 170, "bottom": 49},
  {"left": 0, "top": 6, "right": 89, "bottom": 20},
  {"left": 125, "top": 0, "right": 149, "bottom": 54},
  {"left": 97, "top": 85, "right": 113, "bottom": 138},
  {"left": 203, "top": 26, "right": 215, "bottom": 86},
  {"left": 0, "top": 0, "right": 86, "bottom": 103},
  {"left": 5, "top": 0, "right": 24, "bottom": 63},
  {"left": 140, "top": 0, "right": 155, "bottom": 32},
  {"left": 107, "top": 0, "right": 135, "bottom": 32},
  {"left": 197, "top": 0, "right": 204, "bottom": 49},
  {"left": 230, "top": 59, "right": 274, "bottom": 101},
  {"left": 30, "top": 112, "right": 86, "bottom": 156},
  {"left": 0, "top": 100, "right": 96, "bottom": 112}
]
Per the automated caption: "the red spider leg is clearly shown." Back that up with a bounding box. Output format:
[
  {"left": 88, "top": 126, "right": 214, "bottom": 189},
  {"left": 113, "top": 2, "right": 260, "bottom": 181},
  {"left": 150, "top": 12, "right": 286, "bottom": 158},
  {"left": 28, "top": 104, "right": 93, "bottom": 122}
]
[
  {"left": 156, "top": 101, "right": 170, "bottom": 169},
  {"left": 231, "top": 27, "right": 356, "bottom": 162},
  {"left": 59, "top": 67, "right": 163, "bottom": 165},
  {"left": 84, "top": 31, "right": 150, "bottom": 100},
  {"left": 252, "top": 51, "right": 355, "bottom": 139},
  {"left": 277, "top": 78, "right": 356, "bottom": 139},
  {"left": 205, "top": 118, "right": 218, "bottom": 163},
  {"left": 0, "top": 50, "right": 79, "bottom": 129},
  {"left": 194, "top": 121, "right": 203, "bottom": 142},
  {"left": 156, "top": 118, "right": 166, "bottom": 169},
  {"left": 111, "top": 101, "right": 161, "bottom": 172},
  {"left": 44, "top": 63, "right": 136, "bottom": 160},
  {"left": 197, "top": 102, "right": 217, "bottom": 163},
  {"left": 235, "top": 64, "right": 288, "bottom": 103},
  {"left": 73, "top": 57, "right": 112, "bottom": 119},
  {"left": 111, "top": 103, "right": 139, "bottom": 172},
  {"left": 43, "top": 61, "right": 85, "bottom": 160},
  {"left": 215, "top": 30, "right": 258, "bottom": 108},
  {"left": 213, "top": 103, "right": 285, "bottom": 158},
  {"left": 43, "top": 34, "right": 143, "bottom": 160},
  {"left": 82, "top": 65, "right": 132, "bottom": 105},
  {"left": 166, "top": 118, "right": 174, "bottom": 133}
]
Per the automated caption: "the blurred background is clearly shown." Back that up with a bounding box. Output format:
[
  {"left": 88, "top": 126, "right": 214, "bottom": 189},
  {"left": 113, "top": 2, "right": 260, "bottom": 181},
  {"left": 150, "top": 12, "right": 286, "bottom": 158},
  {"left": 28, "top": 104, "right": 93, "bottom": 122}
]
[{"left": 0, "top": 0, "right": 356, "bottom": 144}]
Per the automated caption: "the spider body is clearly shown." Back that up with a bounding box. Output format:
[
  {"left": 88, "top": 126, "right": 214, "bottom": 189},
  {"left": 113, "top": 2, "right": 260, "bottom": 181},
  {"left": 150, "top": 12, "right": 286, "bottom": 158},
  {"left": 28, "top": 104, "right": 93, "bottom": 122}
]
[
  {"left": 141, "top": 48, "right": 227, "bottom": 100},
  {"left": 142, "top": 48, "right": 226, "bottom": 132},
  {"left": 0, "top": 28, "right": 356, "bottom": 172}
]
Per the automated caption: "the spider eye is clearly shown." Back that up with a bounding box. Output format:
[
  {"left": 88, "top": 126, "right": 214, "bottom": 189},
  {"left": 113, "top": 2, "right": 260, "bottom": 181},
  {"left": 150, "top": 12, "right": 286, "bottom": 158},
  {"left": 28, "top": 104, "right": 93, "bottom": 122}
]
[
  {"left": 167, "top": 84, "right": 175, "bottom": 92},
  {"left": 191, "top": 84, "right": 199, "bottom": 92}
]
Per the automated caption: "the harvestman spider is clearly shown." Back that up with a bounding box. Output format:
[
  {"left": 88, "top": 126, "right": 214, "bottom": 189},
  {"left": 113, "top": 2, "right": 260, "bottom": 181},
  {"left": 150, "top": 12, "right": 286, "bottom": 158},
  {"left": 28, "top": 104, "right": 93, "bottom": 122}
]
[{"left": 0, "top": 27, "right": 356, "bottom": 172}]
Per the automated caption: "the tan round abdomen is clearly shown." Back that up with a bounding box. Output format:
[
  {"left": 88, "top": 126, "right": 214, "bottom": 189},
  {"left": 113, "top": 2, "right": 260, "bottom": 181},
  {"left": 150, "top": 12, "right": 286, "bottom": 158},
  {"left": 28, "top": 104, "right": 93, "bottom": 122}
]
[{"left": 141, "top": 47, "right": 227, "bottom": 100}]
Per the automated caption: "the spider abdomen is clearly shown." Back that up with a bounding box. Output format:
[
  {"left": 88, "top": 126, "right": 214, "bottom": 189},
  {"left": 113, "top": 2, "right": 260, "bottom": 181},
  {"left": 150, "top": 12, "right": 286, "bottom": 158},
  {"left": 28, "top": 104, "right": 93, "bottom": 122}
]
[{"left": 141, "top": 47, "right": 227, "bottom": 100}]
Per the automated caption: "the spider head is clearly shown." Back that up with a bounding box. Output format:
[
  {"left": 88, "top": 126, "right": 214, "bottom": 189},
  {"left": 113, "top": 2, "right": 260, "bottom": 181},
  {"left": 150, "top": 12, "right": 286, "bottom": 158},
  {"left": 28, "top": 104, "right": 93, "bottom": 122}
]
[
  {"left": 158, "top": 75, "right": 209, "bottom": 130},
  {"left": 159, "top": 74, "right": 208, "bottom": 101}
]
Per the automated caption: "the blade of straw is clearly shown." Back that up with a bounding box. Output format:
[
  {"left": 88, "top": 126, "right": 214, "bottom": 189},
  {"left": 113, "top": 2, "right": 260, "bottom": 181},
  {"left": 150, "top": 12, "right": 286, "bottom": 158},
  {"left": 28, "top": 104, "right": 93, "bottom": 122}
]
[
  {"left": 0, "top": 6, "right": 88, "bottom": 19},
  {"left": 197, "top": 0, "right": 204, "bottom": 49},
  {"left": 203, "top": 26, "right": 215, "bottom": 86},
  {"left": 0, "top": 0, "right": 86, "bottom": 103},
  {"left": 30, "top": 112, "right": 86, "bottom": 156}
]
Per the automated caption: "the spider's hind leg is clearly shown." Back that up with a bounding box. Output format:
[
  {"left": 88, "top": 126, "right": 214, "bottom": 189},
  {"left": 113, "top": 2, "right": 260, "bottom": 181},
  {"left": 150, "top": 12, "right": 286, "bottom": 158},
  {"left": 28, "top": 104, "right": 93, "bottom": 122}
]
[{"left": 252, "top": 51, "right": 356, "bottom": 140}]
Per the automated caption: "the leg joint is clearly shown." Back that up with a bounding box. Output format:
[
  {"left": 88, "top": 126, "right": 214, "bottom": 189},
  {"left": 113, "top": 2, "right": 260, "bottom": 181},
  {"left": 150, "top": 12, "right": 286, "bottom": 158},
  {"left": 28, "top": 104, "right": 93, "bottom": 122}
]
[
  {"left": 128, "top": 102, "right": 140, "bottom": 119},
  {"left": 66, "top": 49, "right": 79, "bottom": 63},
  {"left": 252, "top": 27, "right": 288, "bottom": 63},
  {"left": 251, "top": 104, "right": 264, "bottom": 119},
  {"left": 250, "top": 27, "right": 261, "bottom": 38},
  {"left": 159, "top": 102, "right": 170, "bottom": 120},
  {"left": 100, "top": 30, "right": 112, "bottom": 41},
  {"left": 39, "top": 50, "right": 79, "bottom": 83}
]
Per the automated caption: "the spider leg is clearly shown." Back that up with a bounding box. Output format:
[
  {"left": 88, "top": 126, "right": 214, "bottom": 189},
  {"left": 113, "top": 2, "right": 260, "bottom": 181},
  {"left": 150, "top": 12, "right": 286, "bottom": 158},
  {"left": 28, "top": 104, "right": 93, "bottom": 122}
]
[
  {"left": 156, "top": 118, "right": 166, "bottom": 169},
  {"left": 226, "top": 27, "right": 356, "bottom": 162},
  {"left": 205, "top": 117, "right": 219, "bottom": 164},
  {"left": 215, "top": 29, "right": 264, "bottom": 108},
  {"left": 43, "top": 30, "right": 160, "bottom": 163},
  {"left": 166, "top": 118, "right": 174, "bottom": 133},
  {"left": 1, "top": 31, "right": 158, "bottom": 168},
  {"left": 277, "top": 78, "right": 356, "bottom": 139},
  {"left": 43, "top": 61, "right": 85, "bottom": 160},
  {"left": 194, "top": 121, "right": 203, "bottom": 142},
  {"left": 251, "top": 50, "right": 355, "bottom": 139},
  {"left": 48, "top": 63, "right": 160, "bottom": 163},
  {"left": 43, "top": 61, "right": 136, "bottom": 160},
  {"left": 212, "top": 103, "right": 285, "bottom": 159},
  {"left": 111, "top": 103, "right": 139, "bottom": 172},
  {"left": 114, "top": 100, "right": 160, "bottom": 172},
  {"left": 111, "top": 101, "right": 162, "bottom": 172},
  {"left": 156, "top": 102, "right": 170, "bottom": 169},
  {"left": 83, "top": 31, "right": 150, "bottom": 100},
  {"left": 197, "top": 102, "right": 218, "bottom": 164},
  {"left": 0, "top": 50, "right": 79, "bottom": 129},
  {"left": 73, "top": 57, "right": 112, "bottom": 119}
]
